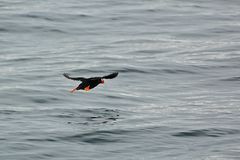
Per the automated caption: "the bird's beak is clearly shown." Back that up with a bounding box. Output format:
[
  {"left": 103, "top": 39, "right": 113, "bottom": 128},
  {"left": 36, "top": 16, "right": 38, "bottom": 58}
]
[{"left": 101, "top": 79, "right": 104, "bottom": 84}]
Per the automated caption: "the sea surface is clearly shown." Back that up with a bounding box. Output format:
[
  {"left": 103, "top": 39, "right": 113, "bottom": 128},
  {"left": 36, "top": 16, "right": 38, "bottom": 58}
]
[{"left": 1, "top": 0, "right": 240, "bottom": 159}]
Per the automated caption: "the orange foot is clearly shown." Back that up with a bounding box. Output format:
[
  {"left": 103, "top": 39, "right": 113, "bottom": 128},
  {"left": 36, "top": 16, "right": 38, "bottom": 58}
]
[
  {"left": 84, "top": 86, "right": 90, "bottom": 91},
  {"left": 70, "top": 88, "right": 77, "bottom": 93}
]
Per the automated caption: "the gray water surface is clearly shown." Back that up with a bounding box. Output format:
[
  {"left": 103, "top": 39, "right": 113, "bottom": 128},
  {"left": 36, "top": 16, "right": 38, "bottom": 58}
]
[{"left": 1, "top": 0, "right": 240, "bottom": 159}]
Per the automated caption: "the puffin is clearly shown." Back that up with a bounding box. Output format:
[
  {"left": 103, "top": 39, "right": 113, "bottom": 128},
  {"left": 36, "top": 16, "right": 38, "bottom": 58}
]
[{"left": 63, "top": 72, "right": 118, "bottom": 93}]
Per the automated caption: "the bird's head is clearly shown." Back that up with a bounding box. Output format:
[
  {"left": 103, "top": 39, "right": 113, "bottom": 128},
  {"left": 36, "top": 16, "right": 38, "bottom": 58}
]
[{"left": 100, "top": 79, "right": 104, "bottom": 84}]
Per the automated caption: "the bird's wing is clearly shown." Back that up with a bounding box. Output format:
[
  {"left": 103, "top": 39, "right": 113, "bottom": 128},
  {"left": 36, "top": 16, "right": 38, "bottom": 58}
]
[
  {"left": 101, "top": 72, "right": 119, "bottom": 79},
  {"left": 63, "top": 73, "right": 87, "bottom": 81}
]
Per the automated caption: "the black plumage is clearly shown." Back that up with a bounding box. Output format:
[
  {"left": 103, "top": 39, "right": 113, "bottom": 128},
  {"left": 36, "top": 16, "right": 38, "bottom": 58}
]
[{"left": 63, "top": 72, "right": 118, "bottom": 92}]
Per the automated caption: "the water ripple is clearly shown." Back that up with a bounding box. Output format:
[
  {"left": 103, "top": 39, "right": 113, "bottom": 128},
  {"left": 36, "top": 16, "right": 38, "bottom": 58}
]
[
  {"left": 50, "top": 108, "right": 121, "bottom": 125},
  {"left": 27, "top": 138, "right": 58, "bottom": 142},
  {"left": 0, "top": 110, "right": 20, "bottom": 115},
  {"left": 173, "top": 128, "right": 240, "bottom": 138},
  {"left": 0, "top": 28, "right": 9, "bottom": 32},
  {"left": 161, "top": 69, "right": 197, "bottom": 74},
  {"left": 59, "top": 129, "right": 129, "bottom": 144},
  {"left": 19, "top": 13, "right": 57, "bottom": 22},
  {"left": 221, "top": 76, "right": 240, "bottom": 82}
]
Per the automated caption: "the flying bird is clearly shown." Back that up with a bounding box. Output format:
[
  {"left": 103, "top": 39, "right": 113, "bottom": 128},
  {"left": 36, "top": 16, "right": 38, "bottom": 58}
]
[{"left": 63, "top": 72, "right": 118, "bottom": 93}]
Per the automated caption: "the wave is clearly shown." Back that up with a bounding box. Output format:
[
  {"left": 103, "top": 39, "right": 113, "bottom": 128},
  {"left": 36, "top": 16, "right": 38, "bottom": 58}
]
[
  {"left": 0, "top": 109, "right": 20, "bottom": 115},
  {"left": 50, "top": 108, "right": 120, "bottom": 125},
  {"left": 20, "top": 14, "right": 57, "bottom": 22},
  {"left": 71, "top": 68, "right": 148, "bottom": 74},
  {"left": 161, "top": 69, "right": 197, "bottom": 74},
  {"left": 221, "top": 76, "right": 240, "bottom": 82},
  {"left": 6, "top": 57, "right": 43, "bottom": 63},
  {"left": 172, "top": 128, "right": 239, "bottom": 138},
  {"left": 30, "top": 97, "right": 61, "bottom": 104},
  {"left": 0, "top": 28, "right": 9, "bottom": 32},
  {"left": 59, "top": 129, "right": 131, "bottom": 144},
  {"left": 27, "top": 138, "right": 58, "bottom": 142},
  {"left": 70, "top": 67, "right": 197, "bottom": 75}
]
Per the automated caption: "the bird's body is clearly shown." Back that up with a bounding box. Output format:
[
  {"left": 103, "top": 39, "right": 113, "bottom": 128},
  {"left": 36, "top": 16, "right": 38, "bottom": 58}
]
[{"left": 63, "top": 72, "right": 118, "bottom": 93}]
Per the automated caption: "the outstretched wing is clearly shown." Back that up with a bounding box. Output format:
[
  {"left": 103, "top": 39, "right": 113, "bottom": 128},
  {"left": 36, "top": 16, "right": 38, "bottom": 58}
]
[
  {"left": 101, "top": 72, "right": 118, "bottom": 79},
  {"left": 63, "top": 73, "right": 87, "bottom": 81}
]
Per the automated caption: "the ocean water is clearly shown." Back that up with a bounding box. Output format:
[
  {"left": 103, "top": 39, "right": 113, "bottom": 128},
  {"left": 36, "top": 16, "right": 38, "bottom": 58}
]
[{"left": 1, "top": 0, "right": 240, "bottom": 159}]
